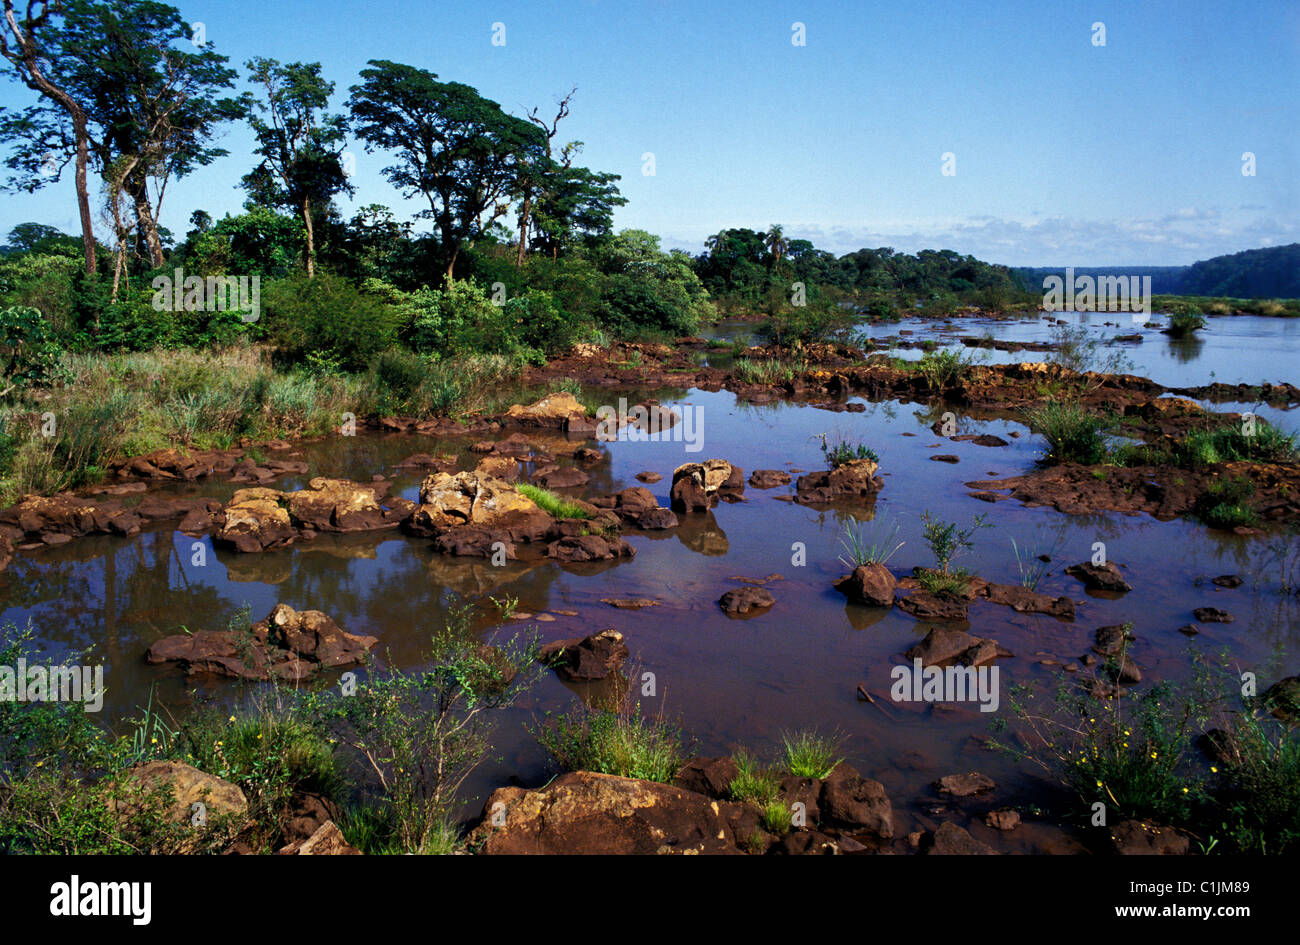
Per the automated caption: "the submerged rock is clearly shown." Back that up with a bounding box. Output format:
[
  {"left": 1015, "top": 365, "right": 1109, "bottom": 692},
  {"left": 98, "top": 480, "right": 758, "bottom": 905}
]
[
  {"left": 1065, "top": 561, "right": 1132, "bottom": 593},
  {"left": 718, "top": 585, "right": 775, "bottom": 617}
]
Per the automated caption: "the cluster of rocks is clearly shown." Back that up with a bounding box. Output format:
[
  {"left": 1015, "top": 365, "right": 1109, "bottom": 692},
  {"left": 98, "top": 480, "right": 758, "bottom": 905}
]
[
  {"left": 469, "top": 759, "right": 895, "bottom": 855},
  {"left": 146, "top": 603, "right": 377, "bottom": 682},
  {"left": 794, "top": 458, "right": 884, "bottom": 505},
  {"left": 834, "top": 563, "right": 1074, "bottom": 623}
]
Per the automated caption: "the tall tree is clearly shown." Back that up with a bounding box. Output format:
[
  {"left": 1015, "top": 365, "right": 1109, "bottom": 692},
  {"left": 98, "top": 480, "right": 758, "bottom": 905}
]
[
  {"left": 242, "top": 58, "right": 350, "bottom": 277},
  {"left": 0, "top": 0, "right": 246, "bottom": 272},
  {"left": 0, "top": 0, "right": 97, "bottom": 275},
  {"left": 764, "top": 224, "right": 788, "bottom": 271},
  {"left": 514, "top": 86, "right": 573, "bottom": 266},
  {"left": 348, "top": 60, "right": 547, "bottom": 282},
  {"left": 529, "top": 142, "right": 625, "bottom": 259}
]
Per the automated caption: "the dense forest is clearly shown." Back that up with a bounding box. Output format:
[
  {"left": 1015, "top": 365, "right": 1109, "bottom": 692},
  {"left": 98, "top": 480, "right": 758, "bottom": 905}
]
[{"left": 1014, "top": 244, "right": 1300, "bottom": 300}]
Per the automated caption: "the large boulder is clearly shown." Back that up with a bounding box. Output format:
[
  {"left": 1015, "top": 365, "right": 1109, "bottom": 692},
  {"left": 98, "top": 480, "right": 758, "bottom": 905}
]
[
  {"left": 503, "top": 392, "right": 589, "bottom": 432},
  {"left": 670, "top": 460, "right": 743, "bottom": 512},
  {"left": 213, "top": 488, "right": 296, "bottom": 553},
  {"left": 794, "top": 458, "right": 883, "bottom": 505},
  {"left": 410, "top": 471, "right": 552, "bottom": 543},
  {"left": 117, "top": 760, "right": 247, "bottom": 823},
  {"left": 818, "top": 764, "right": 893, "bottom": 838},
  {"left": 469, "top": 771, "right": 748, "bottom": 854},
  {"left": 285, "top": 478, "right": 389, "bottom": 532},
  {"left": 538, "top": 629, "right": 629, "bottom": 682},
  {"left": 146, "top": 604, "right": 377, "bottom": 681}
]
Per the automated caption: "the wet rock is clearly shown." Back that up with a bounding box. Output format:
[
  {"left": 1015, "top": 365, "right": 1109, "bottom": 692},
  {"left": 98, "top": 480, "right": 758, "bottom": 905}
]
[
  {"left": 601, "top": 597, "right": 659, "bottom": 610},
  {"left": 214, "top": 488, "right": 295, "bottom": 553},
  {"left": 970, "top": 434, "right": 1008, "bottom": 447},
  {"left": 1262, "top": 676, "right": 1300, "bottom": 721},
  {"left": 1065, "top": 561, "right": 1132, "bottom": 593},
  {"left": 749, "top": 469, "right": 793, "bottom": 488},
  {"left": 1109, "top": 820, "right": 1190, "bottom": 855},
  {"left": 1105, "top": 654, "right": 1143, "bottom": 685},
  {"left": 395, "top": 452, "right": 458, "bottom": 471},
  {"left": 978, "top": 582, "right": 1075, "bottom": 619},
  {"left": 1211, "top": 574, "right": 1243, "bottom": 588},
  {"left": 670, "top": 459, "right": 743, "bottom": 512},
  {"left": 904, "top": 627, "right": 1012, "bottom": 667},
  {"left": 895, "top": 590, "right": 970, "bottom": 622},
  {"left": 794, "top": 458, "right": 883, "bottom": 505},
  {"left": 146, "top": 604, "right": 376, "bottom": 681},
  {"left": 532, "top": 466, "right": 590, "bottom": 489},
  {"left": 819, "top": 765, "right": 893, "bottom": 838},
  {"left": 772, "top": 830, "right": 839, "bottom": 856},
  {"left": 546, "top": 534, "right": 635, "bottom": 562},
  {"left": 923, "top": 822, "right": 995, "bottom": 855},
  {"left": 635, "top": 507, "right": 679, "bottom": 530},
  {"left": 718, "top": 585, "right": 775, "bottom": 617},
  {"left": 986, "top": 809, "right": 1020, "bottom": 831},
  {"left": 1193, "top": 607, "right": 1233, "bottom": 623},
  {"left": 674, "top": 757, "right": 740, "bottom": 800},
  {"left": 469, "top": 772, "right": 748, "bottom": 854},
  {"left": 1177, "top": 624, "right": 1200, "bottom": 636},
  {"left": 834, "top": 563, "right": 897, "bottom": 607},
  {"left": 538, "top": 628, "right": 629, "bottom": 682},
  {"left": 635, "top": 471, "right": 662, "bottom": 483},
  {"left": 286, "top": 478, "right": 389, "bottom": 533},
  {"left": 935, "top": 772, "right": 995, "bottom": 797},
  {"left": 931, "top": 454, "right": 960, "bottom": 463},
  {"left": 1092, "top": 624, "right": 1136, "bottom": 656}
]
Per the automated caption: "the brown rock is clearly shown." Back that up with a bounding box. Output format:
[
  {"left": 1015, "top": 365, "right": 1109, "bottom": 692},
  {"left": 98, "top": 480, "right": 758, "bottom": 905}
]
[
  {"left": 1066, "top": 561, "right": 1132, "bottom": 593},
  {"left": 749, "top": 469, "right": 793, "bottom": 488},
  {"left": 935, "top": 772, "right": 995, "bottom": 797},
  {"left": 819, "top": 765, "right": 893, "bottom": 838},
  {"left": 1110, "top": 820, "right": 1190, "bottom": 855},
  {"left": 718, "top": 585, "right": 775, "bottom": 617},
  {"left": 834, "top": 563, "right": 896, "bottom": 607},
  {"left": 469, "top": 772, "right": 747, "bottom": 854},
  {"left": 538, "top": 629, "right": 629, "bottom": 682},
  {"left": 924, "top": 821, "right": 995, "bottom": 854}
]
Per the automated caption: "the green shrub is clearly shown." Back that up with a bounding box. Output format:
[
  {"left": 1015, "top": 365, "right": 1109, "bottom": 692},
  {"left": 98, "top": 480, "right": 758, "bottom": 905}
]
[
  {"left": 728, "top": 749, "right": 780, "bottom": 805},
  {"left": 262, "top": 271, "right": 400, "bottom": 371},
  {"left": 781, "top": 730, "right": 842, "bottom": 779},
  {"left": 535, "top": 703, "right": 686, "bottom": 783},
  {"left": 0, "top": 306, "right": 63, "bottom": 396},
  {"left": 920, "top": 510, "right": 990, "bottom": 575},
  {"left": 1024, "top": 401, "right": 1111, "bottom": 464}
]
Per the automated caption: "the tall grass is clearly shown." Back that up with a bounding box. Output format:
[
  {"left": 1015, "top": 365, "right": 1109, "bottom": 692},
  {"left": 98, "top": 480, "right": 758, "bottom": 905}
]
[
  {"left": 838, "top": 518, "right": 904, "bottom": 568},
  {"left": 516, "top": 483, "right": 592, "bottom": 519},
  {"left": 1024, "top": 401, "right": 1111, "bottom": 465}
]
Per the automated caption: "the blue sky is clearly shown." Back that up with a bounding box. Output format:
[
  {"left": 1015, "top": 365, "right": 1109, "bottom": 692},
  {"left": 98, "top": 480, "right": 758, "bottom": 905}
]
[{"left": 1, "top": 0, "right": 1295, "bottom": 265}]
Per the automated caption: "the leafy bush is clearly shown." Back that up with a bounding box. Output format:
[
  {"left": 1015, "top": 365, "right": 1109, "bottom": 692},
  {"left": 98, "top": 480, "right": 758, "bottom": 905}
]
[
  {"left": 535, "top": 702, "right": 687, "bottom": 783},
  {"left": 262, "top": 271, "right": 400, "bottom": 371},
  {"left": 920, "top": 510, "right": 990, "bottom": 575},
  {"left": 0, "top": 306, "right": 62, "bottom": 396},
  {"left": 1024, "top": 401, "right": 1111, "bottom": 464}
]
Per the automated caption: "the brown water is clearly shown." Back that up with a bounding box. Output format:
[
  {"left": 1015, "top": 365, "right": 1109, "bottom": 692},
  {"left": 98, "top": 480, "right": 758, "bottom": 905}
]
[{"left": 2, "top": 357, "right": 1298, "bottom": 844}]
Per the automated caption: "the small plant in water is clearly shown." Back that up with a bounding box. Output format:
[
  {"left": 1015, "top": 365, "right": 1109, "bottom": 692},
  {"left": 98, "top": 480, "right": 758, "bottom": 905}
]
[
  {"left": 781, "top": 729, "right": 843, "bottom": 779},
  {"left": 838, "top": 518, "right": 904, "bottom": 569}
]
